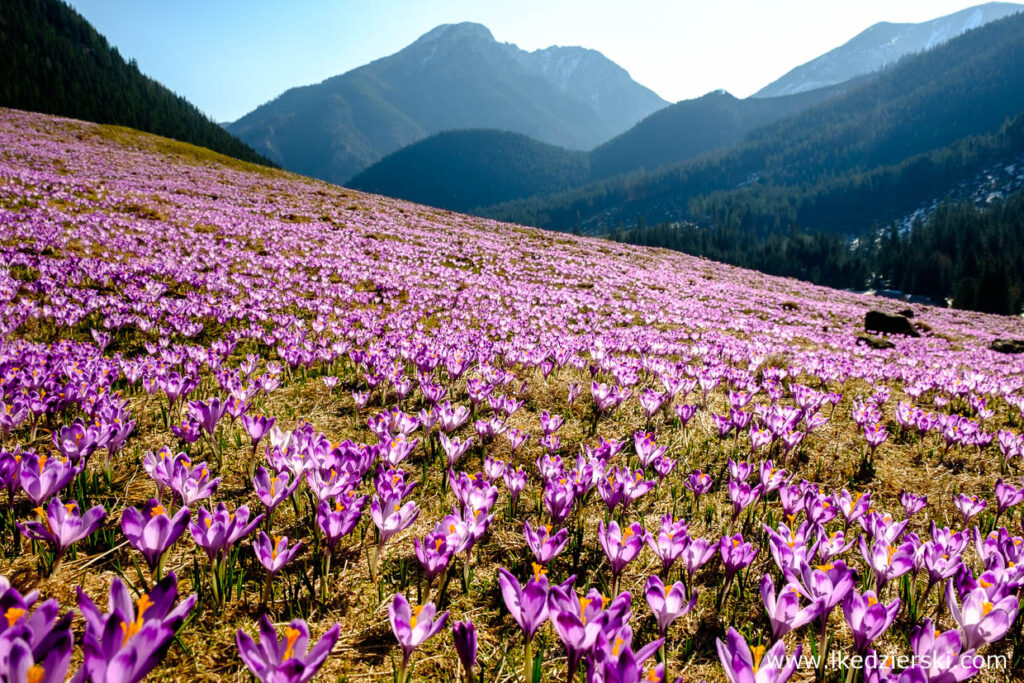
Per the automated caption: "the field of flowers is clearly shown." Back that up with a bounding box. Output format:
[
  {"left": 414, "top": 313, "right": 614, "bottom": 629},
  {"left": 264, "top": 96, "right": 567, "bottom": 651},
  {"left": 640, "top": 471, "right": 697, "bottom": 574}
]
[{"left": 2, "top": 106, "right": 1024, "bottom": 682}]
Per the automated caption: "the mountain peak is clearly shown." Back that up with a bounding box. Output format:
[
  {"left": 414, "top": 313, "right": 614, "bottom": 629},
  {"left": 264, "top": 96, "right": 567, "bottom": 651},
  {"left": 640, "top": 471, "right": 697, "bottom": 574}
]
[
  {"left": 414, "top": 22, "right": 495, "bottom": 45},
  {"left": 754, "top": 2, "right": 1024, "bottom": 98}
]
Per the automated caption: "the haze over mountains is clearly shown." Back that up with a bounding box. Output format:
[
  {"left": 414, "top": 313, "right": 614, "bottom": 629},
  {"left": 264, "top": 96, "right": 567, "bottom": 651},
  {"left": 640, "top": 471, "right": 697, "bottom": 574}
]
[
  {"left": 226, "top": 22, "right": 667, "bottom": 184},
  {"left": 754, "top": 1, "right": 1023, "bottom": 97}
]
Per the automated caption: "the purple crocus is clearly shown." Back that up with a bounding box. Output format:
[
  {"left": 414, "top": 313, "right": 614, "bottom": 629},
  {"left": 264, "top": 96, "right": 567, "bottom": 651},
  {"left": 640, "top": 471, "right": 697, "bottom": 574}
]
[
  {"left": 188, "top": 397, "right": 228, "bottom": 436},
  {"left": 543, "top": 478, "right": 575, "bottom": 524},
  {"left": 910, "top": 618, "right": 980, "bottom": 683},
  {"left": 241, "top": 414, "right": 276, "bottom": 452},
  {"left": 389, "top": 593, "right": 449, "bottom": 683},
  {"left": 452, "top": 619, "right": 477, "bottom": 682},
  {"left": 236, "top": 615, "right": 340, "bottom": 683},
  {"left": 645, "top": 575, "right": 696, "bottom": 635},
  {"left": 720, "top": 533, "right": 758, "bottom": 581},
  {"left": 842, "top": 589, "right": 900, "bottom": 654},
  {"left": 253, "top": 466, "right": 301, "bottom": 519},
  {"left": 316, "top": 495, "right": 366, "bottom": 550},
  {"left": 523, "top": 521, "right": 569, "bottom": 564},
  {"left": 760, "top": 574, "right": 819, "bottom": 642},
  {"left": 168, "top": 459, "right": 220, "bottom": 507},
  {"left": 19, "top": 453, "right": 79, "bottom": 506},
  {"left": 953, "top": 494, "right": 987, "bottom": 525},
  {"left": 189, "top": 503, "right": 263, "bottom": 562},
  {"left": 945, "top": 579, "right": 1018, "bottom": 650},
  {"left": 716, "top": 627, "right": 800, "bottom": 683},
  {"left": 18, "top": 497, "right": 106, "bottom": 574},
  {"left": 646, "top": 514, "right": 689, "bottom": 574},
  {"left": 498, "top": 565, "right": 551, "bottom": 642},
  {"left": 77, "top": 572, "right": 197, "bottom": 683},
  {"left": 598, "top": 520, "right": 645, "bottom": 590},
  {"left": 253, "top": 531, "right": 302, "bottom": 576},
  {"left": 121, "top": 499, "right": 190, "bottom": 576}
]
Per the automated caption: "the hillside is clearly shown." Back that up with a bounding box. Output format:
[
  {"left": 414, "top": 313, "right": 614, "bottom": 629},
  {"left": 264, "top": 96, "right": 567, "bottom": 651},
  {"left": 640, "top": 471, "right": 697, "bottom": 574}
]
[
  {"left": 4, "top": 107, "right": 1024, "bottom": 682},
  {"left": 347, "top": 82, "right": 852, "bottom": 213},
  {"left": 487, "top": 11, "right": 1024, "bottom": 237},
  {"left": 588, "top": 82, "right": 854, "bottom": 179},
  {"left": 227, "top": 22, "right": 667, "bottom": 184},
  {"left": 0, "top": 0, "right": 273, "bottom": 167},
  {"left": 348, "top": 129, "right": 590, "bottom": 212},
  {"left": 754, "top": 1, "right": 1023, "bottom": 97}
]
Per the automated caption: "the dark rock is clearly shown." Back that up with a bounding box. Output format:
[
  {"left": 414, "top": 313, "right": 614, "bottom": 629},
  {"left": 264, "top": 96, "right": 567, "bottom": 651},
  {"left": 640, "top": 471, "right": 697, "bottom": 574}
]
[
  {"left": 990, "top": 339, "right": 1024, "bottom": 354},
  {"left": 898, "top": 308, "right": 914, "bottom": 318},
  {"left": 781, "top": 301, "right": 800, "bottom": 311},
  {"left": 857, "top": 335, "right": 895, "bottom": 350},
  {"left": 865, "top": 310, "right": 920, "bottom": 337}
]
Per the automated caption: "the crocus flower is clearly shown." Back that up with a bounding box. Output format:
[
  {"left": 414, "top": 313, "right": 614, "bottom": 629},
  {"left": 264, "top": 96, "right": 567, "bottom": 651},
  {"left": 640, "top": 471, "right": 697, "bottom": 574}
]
[
  {"left": 439, "top": 433, "right": 473, "bottom": 469},
  {"left": 316, "top": 495, "right": 365, "bottom": 550},
  {"left": 236, "top": 615, "right": 340, "bottom": 683},
  {"left": 414, "top": 530, "right": 454, "bottom": 584},
  {"left": 452, "top": 619, "right": 477, "bottom": 682},
  {"left": 598, "top": 520, "right": 646, "bottom": 585},
  {"left": 945, "top": 579, "right": 1018, "bottom": 650},
  {"left": 389, "top": 593, "right": 448, "bottom": 682},
  {"left": 77, "top": 572, "right": 197, "bottom": 683},
  {"left": 760, "top": 574, "right": 818, "bottom": 642},
  {"left": 253, "top": 466, "right": 300, "bottom": 516},
  {"left": 646, "top": 514, "right": 689, "bottom": 573},
  {"left": 842, "top": 590, "right": 900, "bottom": 654},
  {"left": 188, "top": 397, "right": 228, "bottom": 435},
  {"left": 859, "top": 537, "right": 915, "bottom": 591},
  {"left": 253, "top": 531, "right": 302, "bottom": 576},
  {"left": 17, "top": 497, "right": 106, "bottom": 572},
  {"left": 121, "top": 499, "right": 190, "bottom": 574},
  {"left": 680, "top": 537, "right": 717, "bottom": 591},
  {"left": 19, "top": 453, "right": 79, "bottom": 506},
  {"left": 685, "top": 470, "right": 714, "bottom": 497},
  {"left": 524, "top": 521, "right": 569, "bottom": 564},
  {"left": 168, "top": 459, "right": 220, "bottom": 507},
  {"left": 142, "top": 447, "right": 190, "bottom": 500},
  {"left": 188, "top": 503, "right": 263, "bottom": 562},
  {"left": 910, "top": 618, "right": 980, "bottom": 683},
  {"left": 502, "top": 467, "right": 527, "bottom": 501},
  {"left": 645, "top": 575, "right": 696, "bottom": 635},
  {"left": 953, "top": 494, "right": 987, "bottom": 525},
  {"left": 995, "top": 479, "right": 1024, "bottom": 516},
  {"left": 497, "top": 566, "right": 551, "bottom": 642},
  {"left": 543, "top": 478, "right": 574, "bottom": 524},
  {"left": 241, "top": 414, "right": 275, "bottom": 451},
  {"left": 716, "top": 627, "right": 801, "bottom": 683},
  {"left": 720, "top": 533, "right": 758, "bottom": 581},
  {"left": 370, "top": 493, "right": 420, "bottom": 547}
]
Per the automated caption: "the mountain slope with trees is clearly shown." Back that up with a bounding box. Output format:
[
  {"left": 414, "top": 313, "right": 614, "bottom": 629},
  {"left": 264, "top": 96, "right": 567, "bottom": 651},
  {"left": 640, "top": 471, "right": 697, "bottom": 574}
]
[{"left": 0, "top": 0, "right": 273, "bottom": 167}]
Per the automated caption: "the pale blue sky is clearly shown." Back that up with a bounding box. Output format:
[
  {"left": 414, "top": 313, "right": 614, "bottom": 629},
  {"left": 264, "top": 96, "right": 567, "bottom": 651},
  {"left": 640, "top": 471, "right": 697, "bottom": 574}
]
[{"left": 66, "top": 0, "right": 1004, "bottom": 123}]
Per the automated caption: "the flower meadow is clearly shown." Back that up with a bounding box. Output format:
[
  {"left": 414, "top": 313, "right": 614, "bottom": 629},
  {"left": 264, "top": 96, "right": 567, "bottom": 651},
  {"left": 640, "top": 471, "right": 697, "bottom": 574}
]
[{"left": 2, "top": 108, "right": 1024, "bottom": 681}]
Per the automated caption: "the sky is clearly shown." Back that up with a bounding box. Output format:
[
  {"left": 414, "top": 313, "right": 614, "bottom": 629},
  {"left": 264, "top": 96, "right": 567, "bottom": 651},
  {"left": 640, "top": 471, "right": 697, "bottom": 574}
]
[{"left": 66, "top": 0, "right": 1001, "bottom": 123}]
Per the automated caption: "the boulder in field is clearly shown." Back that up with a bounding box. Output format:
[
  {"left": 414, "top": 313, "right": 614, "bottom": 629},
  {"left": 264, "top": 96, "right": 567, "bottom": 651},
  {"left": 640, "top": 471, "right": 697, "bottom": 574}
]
[
  {"left": 865, "top": 310, "right": 920, "bottom": 337},
  {"left": 990, "top": 339, "right": 1024, "bottom": 354}
]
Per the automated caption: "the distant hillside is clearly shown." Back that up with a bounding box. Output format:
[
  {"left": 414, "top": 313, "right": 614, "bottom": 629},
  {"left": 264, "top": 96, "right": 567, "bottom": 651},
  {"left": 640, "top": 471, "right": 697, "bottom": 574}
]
[
  {"left": 0, "top": 0, "right": 273, "bottom": 167},
  {"left": 227, "top": 22, "right": 667, "bottom": 184},
  {"left": 588, "top": 82, "right": 853, "bottom": 179},
  {"left": 486, "top": 11, "right": 1024, "bottom": 237},
  {"left": 348, "top": 82, "right": 853, "bottom": 212},
  {"left": 348, "top": 130, "right": 589, "bottom": 212},
  {"left": 754, "top": 1, "right": 1023, "bottom": 97}
]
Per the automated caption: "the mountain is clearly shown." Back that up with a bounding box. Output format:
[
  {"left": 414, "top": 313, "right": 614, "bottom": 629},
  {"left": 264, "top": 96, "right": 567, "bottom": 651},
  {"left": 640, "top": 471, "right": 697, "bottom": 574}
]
[
  {"left": 588, "top": 82, "right": 855, "bottom": 179},
  {"left": 226, "top": 22, "right": 668, "bottom": 184},
  {"left": 348, "top": 129, "right": 589, "bottom": 212},
  {"left": 0, "top": 0, "right": 273, "bottom": 167},
  {"left": 754, "top": 2, "right": 1023, "bottom": 98},
  {"left": 486, "top": 10, "right": 1024, "bottom": 235},
  {"left": 348, "top": 82, "right": 856, "bottom": 213}
]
